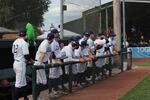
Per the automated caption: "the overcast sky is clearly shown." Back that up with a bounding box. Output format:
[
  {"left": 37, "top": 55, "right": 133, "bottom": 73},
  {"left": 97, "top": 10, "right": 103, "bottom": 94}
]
[{"left": 42, "top": 0, "right": 112, "bottom": 30}]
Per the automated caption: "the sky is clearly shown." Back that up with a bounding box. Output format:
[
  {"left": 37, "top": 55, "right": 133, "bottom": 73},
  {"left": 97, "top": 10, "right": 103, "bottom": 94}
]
[{"left": 42, "top": 0, "right": 112, "bottom": 30}]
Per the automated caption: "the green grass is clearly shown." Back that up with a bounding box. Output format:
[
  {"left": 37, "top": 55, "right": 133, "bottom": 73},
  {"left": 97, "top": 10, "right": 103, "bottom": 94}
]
[
  {"left": 119, "top": 75, "right": 150, "bottom": 100},
  {"left": 138, "top": 61, "right": 150, "bottom": 67}
]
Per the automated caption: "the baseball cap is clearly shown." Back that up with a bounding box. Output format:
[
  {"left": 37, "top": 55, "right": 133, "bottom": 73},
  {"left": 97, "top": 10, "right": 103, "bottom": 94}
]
[
  {"left": 83, "top": 32, "right": 89, "bottom": 37},
  {"left": 96, "top": 33, "right": 105, "bottom": 37},
  {"left": 51, "top": 29, "right": 59, "bottom": 34},
  {"left": 108, "top": 33, "right": 116, "bottom": 37},
  {"left": 70, "top": 36, "right": 81, "bottom": 42},
  {"left": 18, "top": 28, "right": 26, "bottom": 37},
  {"left": 88, "top": 30, "right": 94, "bottom": 35},
  {"left": 80, "top": 40, "right": 88, "bottom": 47},
  {"left": 47, "top": 32, "right": 54, "bottom": 40}
]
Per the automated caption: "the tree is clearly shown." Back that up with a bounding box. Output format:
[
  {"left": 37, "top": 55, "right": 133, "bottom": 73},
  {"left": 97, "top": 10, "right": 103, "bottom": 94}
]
[
  {"left": 0, "top": 0, "right": 50, "bottom": 28},
  {"left": 0, "top": 0, "right": 14, "bottom": 27}
]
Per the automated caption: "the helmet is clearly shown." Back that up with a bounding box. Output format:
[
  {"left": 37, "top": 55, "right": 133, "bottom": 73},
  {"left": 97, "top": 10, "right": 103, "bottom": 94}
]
[
  {"left": 18, "top": 28, "right": 26, "bottom": 37},
  {"left": 47, "top": 32, "right": 54, "bottom": 40}
]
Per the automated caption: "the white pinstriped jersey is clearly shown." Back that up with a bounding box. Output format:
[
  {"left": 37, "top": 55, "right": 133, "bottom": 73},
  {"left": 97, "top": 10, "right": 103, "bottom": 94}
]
[
  {"left": 94, "top": 39, "right": 106, "bottom": 67},
  {"left": 35, "top": 39, "right": 51, "bottom": 62},
  {"left": 12, "top": 38, "right": 29, "bottom": 62}
]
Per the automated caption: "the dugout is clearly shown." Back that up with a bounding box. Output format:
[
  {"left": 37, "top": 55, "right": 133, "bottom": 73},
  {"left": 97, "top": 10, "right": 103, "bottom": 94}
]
[
  {"left": 125, "top": 1, "right": 150, "bottom": 46},
  {"left": 0, "top": 38, "right": 68, "bottom": 99}
]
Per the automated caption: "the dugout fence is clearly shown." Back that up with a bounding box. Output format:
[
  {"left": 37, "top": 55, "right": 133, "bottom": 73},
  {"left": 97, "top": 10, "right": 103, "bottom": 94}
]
[{"left": 31, "top": 51, "right": 132, "bottom": 100}]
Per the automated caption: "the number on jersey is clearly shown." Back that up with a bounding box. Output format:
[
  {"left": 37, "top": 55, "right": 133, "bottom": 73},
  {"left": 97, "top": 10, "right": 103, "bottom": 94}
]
[{"left": 13, "top": 44, "right": 18, "bottom": 53}]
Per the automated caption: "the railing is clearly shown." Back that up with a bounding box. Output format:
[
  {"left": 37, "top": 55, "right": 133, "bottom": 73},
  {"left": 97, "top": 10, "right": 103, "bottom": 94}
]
[{"left": 31, "top": 51, "right": 132, "bottom": 100}]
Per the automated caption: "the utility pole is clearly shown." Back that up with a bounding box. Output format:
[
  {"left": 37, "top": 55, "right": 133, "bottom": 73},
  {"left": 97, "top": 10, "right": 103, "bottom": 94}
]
[
  {"left": 122, "top": 0, "right": 126, "bottom": 48},
  {"left": 106, "top": 8, "right": 108, "bottom": 32},
  {"left": 99, "top": 0, "right": 102, "bottom": 33},
  {"left": 60, "top": 0, "right": 64, "bottom": 39}
]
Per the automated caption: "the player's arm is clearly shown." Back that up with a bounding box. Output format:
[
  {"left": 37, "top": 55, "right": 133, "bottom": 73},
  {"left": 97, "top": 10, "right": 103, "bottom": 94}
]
[
  {"left": 38, "top": 52, "right": 45, "bottom": 63},
  {"left": 23, "top": 43, "right": 34, "bottom": 64}
]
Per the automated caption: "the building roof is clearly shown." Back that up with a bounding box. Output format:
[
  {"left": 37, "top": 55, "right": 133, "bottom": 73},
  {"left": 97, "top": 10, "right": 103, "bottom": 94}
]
[
  {"left": 37, "top": 29, "right": 81, "bottom": 39},
  {"left": 0, "top": 27, "right": 18, "bottom": 34}
]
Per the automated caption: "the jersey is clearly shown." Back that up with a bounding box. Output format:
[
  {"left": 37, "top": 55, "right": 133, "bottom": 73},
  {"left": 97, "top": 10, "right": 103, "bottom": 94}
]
[
  {"left": 87, "top": 38, "right": 94, "bottom": 48},
  {"left": 51, "top": 39, "right": 61, "bottom": 58},
  {"left": 12, "top": 38, "right": 29, "bottom": 62},
  {"left": 75, "top": 47, "right": 88, "bottom": 73},
  {"left": 35, "top": 39, "right": 51, "bottom": 62},
  {"left": 49, "top": 39, "right": 62, "bottom": 79},
  {"left": 61, "top": 44, "right": 79, "bottom": 74}
]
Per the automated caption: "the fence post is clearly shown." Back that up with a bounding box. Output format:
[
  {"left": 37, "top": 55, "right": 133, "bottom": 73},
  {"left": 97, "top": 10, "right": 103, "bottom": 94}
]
[
  {"left": 130, "top": 51, "right": 132, "bottom": 69},
  {"left": 121, "top": 52, "right": 124, "bottom": 72},
  {"left": 128, "top": 51, "right": 132, "bottom": 70},
  {"left": 68, "top": 64, "right": 73, "bottom": 93},
  {"left": 32, "top": 65, "right": 37, "bottom": 100},
  {"left": 108, "top": 56, "right": 112, "bottom": 77},
  {"left": 92, "top": 60, "right": 96, "bottom": 84}
]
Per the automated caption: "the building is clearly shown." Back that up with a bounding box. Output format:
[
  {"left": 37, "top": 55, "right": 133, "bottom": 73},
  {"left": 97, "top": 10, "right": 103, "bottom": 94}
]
[{"left": 64, "top": 0, "right": 150, "bottom": 50}]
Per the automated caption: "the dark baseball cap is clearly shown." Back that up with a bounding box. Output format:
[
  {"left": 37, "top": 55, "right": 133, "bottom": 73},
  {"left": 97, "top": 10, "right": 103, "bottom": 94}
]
[
  {"left": 96, "top": 33, "right": 105, "bottom": 37},
  {"left": 83, "top": 32, "right": 90, "bottom": 37},
  {"left": 51, "top": 29, "right": 59, "bottom": 34},
  {"left": 47, "top": 32, "right": 54, "bottom": 40},
  {"left": 108, "top": 33, "right": 116, "bottom": 37},
  {"left": 18, "top": 28, "right": 26, "bottom": 37},
  {"left": 70, "top": 36, "right": 81, "bottom": 42},
  {"left": 80, "top": 40, "right": 88, "bottom": 47}
]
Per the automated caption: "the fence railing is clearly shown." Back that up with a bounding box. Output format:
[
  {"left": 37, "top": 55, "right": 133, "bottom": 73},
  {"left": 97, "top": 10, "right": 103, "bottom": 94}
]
[{"left": 31, "top": 51, "right": 132, "bottom": 100}]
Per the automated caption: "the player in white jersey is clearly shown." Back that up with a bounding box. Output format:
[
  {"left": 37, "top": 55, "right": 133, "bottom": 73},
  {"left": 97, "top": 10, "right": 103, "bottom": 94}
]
[
  {"left": 34, "top": 32, "right": 54, "bottom": 99},
  {"left": 12, "top": 28, "right": 34, "bottom": 100},
  {"left": 104, "top": 33, "right": 117, "bottom": 77},
  {"left": 86, "top": 31, "right": 95, "bottom": 81},
  {"left": 87, "top": 31, "right": 95, "bottom": 50},
  {"left": 79, "top": 31, "right": 89, "bottom": 45},
  {"left": 94, "top": 33, "right": 107, "bottom": 80},
  {"left": 75, "top": 41, "right": 92, "bottom": 86},
  {"left": 61, "top": 40, "right": 84, "bottom": 88},
  {"left": 48, "top": 29, "right": 64, "bottom": 96}
]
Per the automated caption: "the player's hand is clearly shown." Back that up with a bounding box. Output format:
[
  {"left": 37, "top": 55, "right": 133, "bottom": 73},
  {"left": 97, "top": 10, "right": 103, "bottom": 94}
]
[
  {"left": 90, "top": 55, "right": 95, "bottom": 60},
  {"left": 30, "top": 59, "right": 35, "bottom": 64},
  {"left": 84, "top": 57, "right": 92, "bottom": 62},
  {"left": 79, "top": 58, "right": 85, "bottom": 62}
]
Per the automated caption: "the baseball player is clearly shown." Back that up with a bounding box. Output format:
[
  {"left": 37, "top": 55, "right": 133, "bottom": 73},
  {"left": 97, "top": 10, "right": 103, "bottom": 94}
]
[
  {"left": 86, "top": 31, "right": 95, "bottom": 81},
  {"left": 87, "top": 31, "right": 95, "bottom": 50},
  {"left": 34, "top": 32, "right": 54, "bottom": 99},
  {"left": 12, "top": 28, "right": 34, "bottom": 100},
  {"left": 48, "top": 29, "right": 64, "bottom": 96},
  {"left": 61, "top": 40, "right": 84, "bottom": 88},
  {"left": 94, "top": 33, "right": 107, "bottom": 80},
  {"left": 104, "top": 33, "right": 117, "bottom": 76},
  {"left": 79, "top": 32, "right": 89, "bottom": 45}
]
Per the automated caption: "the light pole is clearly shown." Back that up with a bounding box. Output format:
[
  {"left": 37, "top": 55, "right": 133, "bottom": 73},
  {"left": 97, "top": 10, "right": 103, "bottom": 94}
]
[
  {"left": 99, "top": 0, "right": 102, "bottom": 33},
  {"left": 60, "top": 0, "right": 64, "bottom": 39}
]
